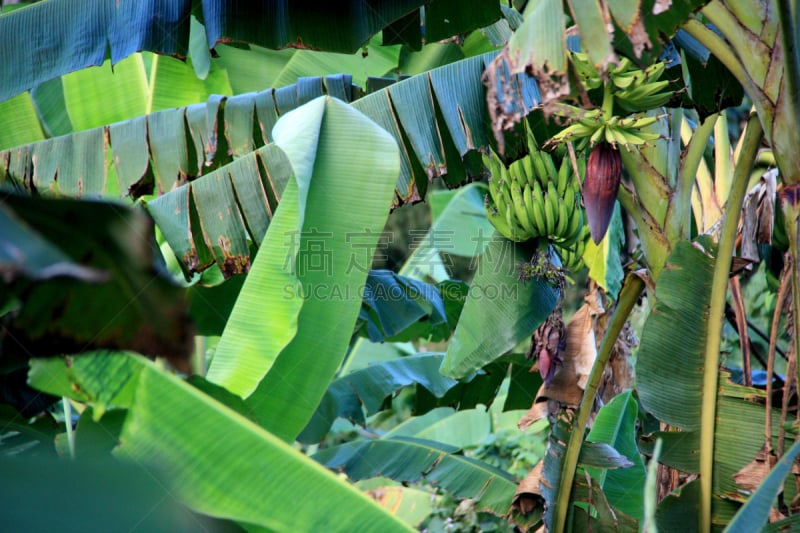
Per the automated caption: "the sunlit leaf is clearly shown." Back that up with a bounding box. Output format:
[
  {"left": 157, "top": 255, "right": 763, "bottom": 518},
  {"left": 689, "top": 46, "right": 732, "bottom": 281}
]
[{"left": 116, "top": 356, "right": 413, "bottom": 532}]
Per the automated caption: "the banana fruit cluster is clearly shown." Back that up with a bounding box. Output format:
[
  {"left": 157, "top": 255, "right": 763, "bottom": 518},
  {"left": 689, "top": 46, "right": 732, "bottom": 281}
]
[
  {"left": 553, "top": 226, "right": 590, "bottom": 271},
  {"left": 609, "top": 57, "right": 675, "bottom": 113},
  {"left": 548, "top": 108, "right": 662, "bottom": 148},
  {"left": 484, "top": 149, "right": 585, "bottom": 249},
  {"left": 570, "top": 51, "right": 675, "bottom": 113},
  {"left": 546, "top": 52, "right": 674, "bottom": 150}
]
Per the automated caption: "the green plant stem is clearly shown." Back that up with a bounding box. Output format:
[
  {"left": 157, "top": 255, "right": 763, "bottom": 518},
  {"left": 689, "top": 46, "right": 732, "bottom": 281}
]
[
  {"left": 784, "top": 207, "right": 800, "bottom": 454},
  {"left": 601, "top": 81, "right": 614, "bottom": 120},
  {"left": 702, "top": 1, "right": 767, "bottom": 86},
  {"left": 668, "top": 112, "right": 718, "bottom": 242},
  {"left": 680, "top": 18, "right": 772, "bottom": 132},
  {"left": 777, "top": 0, "right": 800, "bottom": 169},
  {"left": 551, "top": 274, "right": 646, "bottom": 533},
  {"left": 698, "top": 112, "right": 762, "bottom": 533},
  {"left": 714, "top": 111, "right": 733, "bottom": 205}
]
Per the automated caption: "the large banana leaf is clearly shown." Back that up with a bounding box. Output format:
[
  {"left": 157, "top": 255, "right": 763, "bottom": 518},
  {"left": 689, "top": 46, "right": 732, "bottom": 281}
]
[
  {"left": 0, "top": 194, "right": 191, "bottom": 367},
  {"left": 356, "top": 271, "right": 467, "bottom": 343},
  {"left": 115, "top": 355, "right": 413, "bottom": 532},
  {"left": 7, "top": 33, "right": 398, "bottom": 151},
  {"left": 636, "top": 240, "right": 715, "bottom": 430},
  {"left": 27, "top": 350, "right": 413, "bottom": 530},
  {"left": 1, "top": 53, "right": 539, "bottom": 237},
  {"left": 313, "top": 436, "right": 518, "bottom": 517},
  {"left": 0, "top": 0, "right": 504, "bottom": 103},
  {"left": 298, "top": 353, "right": 466, "bottom": 443},
  {"left": 635, "top": 239, "right": 800, "bottom": 523},
  {"left": 440, "top": 238, "right": 560, "bottom": 378},
  {"left": 585, "top": 391, "right": 647, "bottom": 521},
  {"left": 384, "top": 407, "right": 493, "bottom": 449},
  {"left": 204, "top": 97, "right": 400, "bottom": 443}
]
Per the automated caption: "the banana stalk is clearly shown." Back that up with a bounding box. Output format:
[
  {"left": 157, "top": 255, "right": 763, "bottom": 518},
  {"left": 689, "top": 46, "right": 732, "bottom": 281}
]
[
  {"left": 665, "top": 113, "right": 719, "bottom": 242},
  {"left": 698, "top": 113, "right": 762, "bottom": 533},
  {"left": 551, "top": 274, "right": 646, "bottom": 533}
]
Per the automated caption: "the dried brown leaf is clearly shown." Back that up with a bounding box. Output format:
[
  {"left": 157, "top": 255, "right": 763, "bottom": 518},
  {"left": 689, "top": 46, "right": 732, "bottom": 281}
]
[
  {"left": 733, "top": 442, "right": 778, "bottom": 495},
  {"left": 518, "top": 399, "right": 551, "bottom": 431},
  {"left": 512, "top": 460, "right": 546, "bottom": 515},
  {"left": 564, "top": 304, "right": 598, "bottom": 390}
]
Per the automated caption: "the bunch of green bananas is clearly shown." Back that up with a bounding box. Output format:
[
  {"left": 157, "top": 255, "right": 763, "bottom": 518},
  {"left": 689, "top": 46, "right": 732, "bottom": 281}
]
[
  {"left": 570, "top": 51, "right": 675, "bottom": 113},
  {"left": 609, "top": 57, "right": 674, "bottom": 113},
  {"left": 546, "top": 52, "right": 674, "bottom": 151},
  {"left": 484, "top": 149, "right": 585, "bottom": 248},
  {"left": 548, "top": 108, "right": 662, "bottom": 148},
  {"left": 553, "top": 226, "right": 590, "bottom": 271}
]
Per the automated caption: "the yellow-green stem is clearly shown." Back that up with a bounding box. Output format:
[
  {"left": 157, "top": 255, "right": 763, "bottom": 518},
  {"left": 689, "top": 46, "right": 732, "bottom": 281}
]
[
  {"left": 714, "top": 112, "right": 733, "bottom": 206},
  {"left": 698, "top": 113, "right": 762, "bottom": 532},
  {"left": 551, "top": 274, "right": 646, "bottom": 533},
  {"left": 601, "top": 82, "right": 614, "bottom": 120},
  {"left": 667, "top": 112, "right": 718, "bottom": 242},
  {"left": 783, "top": 199, "right": 800, "bottom": 447},
  {"left": 680, "top": 18, "right": 771, "bottom": 124}
]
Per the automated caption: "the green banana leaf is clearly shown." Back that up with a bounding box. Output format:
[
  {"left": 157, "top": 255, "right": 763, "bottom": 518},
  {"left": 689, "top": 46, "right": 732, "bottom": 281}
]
[
  {"left": 585, "top": 390, "right": 647, "bottom": 521},
  {"left": 635, "top": 240, "right": 799, "bottom": 523},
  {"left": 398, "top": 183, "right": 496, "bottom": 283},
  {"left": 115, "top": 355, "right": 413, "bottom": 532},
  {"left": 14, "top": 32, "right": 397, "bottom": 151},
  {"left": 440, "top": 237, "right": 560, "bottom": 379},
  {"left": 204, "top": 97, "right": 400, "bottom": 443},
  {"left": 0, "top": 195, "right": 191, "bottom": 366},
  {"left": 298, "top": 354, "right": 466, "bottom": 443},
  {"left": 2, "top": 53, "right": 539, "bottom": 230},
  {"left": 384, "top": 407, "right": 493, "bottom": 449},
  {"left": 636, "top": 240, "right": 715, "bottom": 430},
  {"left": 0, "top": 92, "right": 45, "bottom": 149},
  {"left": 313, "top": 435, "right": 517, "bottom": 517},
  {"left": 28, "top": 352, "right": 139, "bottom": 416},
  {"left": 2, "top": 0, "right": 497, "bottom": 102},
  {"left": 216, "top": 35, "right": 400, "bottom": 93},
  {"left": 356, "top": 271, "right": 467, "bottom": 343}
]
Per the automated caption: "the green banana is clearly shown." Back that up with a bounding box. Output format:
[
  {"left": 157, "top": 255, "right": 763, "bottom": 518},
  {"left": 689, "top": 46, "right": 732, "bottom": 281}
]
[
  {"left": 543, "top": 151, "right": 558, "bottom": 185},
  {"left": 562, "top": 201, "right": 583, "bottom": 245},
  {"left": 509, "top": 181, "right": 537, "bottom": 238},
  {"left": 530, "top": 180, "right": 548, "bottom": 236},
  {"left": 531, "top": 151, "right": 549, "bottom": 186},
  {"left": 522, "top": 156, "right": 536, "bottom": 188},
  {"left": 554, "top": 200, "right": 570, "bottom": 239},
  {"left": 544, "top": 182, "right": 558, "bottom": 236},
  {"left": 485, "top": 195, "right": 514, "bottom": 240},
  {"left": 556, "top": 158, "right": 570, "bottom": 196}
]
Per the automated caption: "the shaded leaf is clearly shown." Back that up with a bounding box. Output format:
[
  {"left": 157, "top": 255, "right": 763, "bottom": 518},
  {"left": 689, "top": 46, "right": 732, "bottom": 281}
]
[
  {"left": 298, "top": 353, "right": 465, "bottom": 444},
  {"left": 357, "top": 270, "right": 467, "bottom": 343},
  {"left": 636, "top": 241, "right": 715, "bottom": 430},
  {"left": 313, "top": 436, "right": 517, "bottom": 516},
  {"left": 586, "top": 391, "right": 647, "bottom": 520},
  {"left": 0, "top": 195, "right": 192, "bottom": 367},
  {"left": 441, "top": 238, "right": 560, "bottom": 379}
]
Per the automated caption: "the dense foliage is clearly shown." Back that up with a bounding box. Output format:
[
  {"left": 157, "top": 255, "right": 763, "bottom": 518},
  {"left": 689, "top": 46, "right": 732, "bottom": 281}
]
[{"left": 2, "top": 0, "right": 800, "bottom": 531}]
